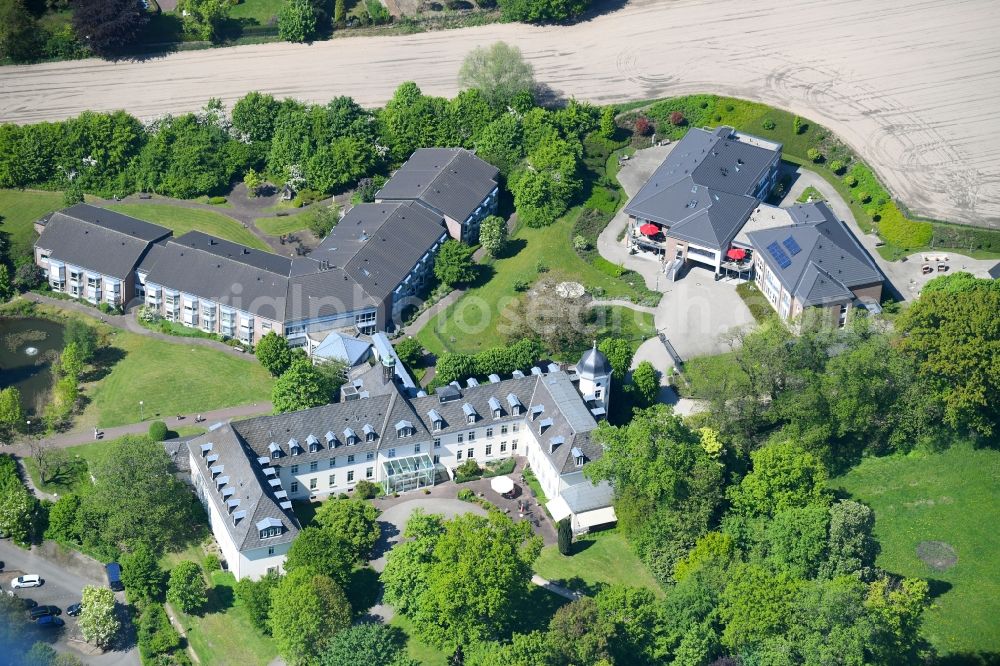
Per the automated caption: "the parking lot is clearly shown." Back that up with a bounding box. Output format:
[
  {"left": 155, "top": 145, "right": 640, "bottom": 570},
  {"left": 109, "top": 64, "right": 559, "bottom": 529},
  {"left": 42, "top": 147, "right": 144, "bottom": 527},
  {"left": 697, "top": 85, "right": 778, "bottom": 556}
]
[{"left": 0, "top": 540, "right": 138, "bottom": 665}]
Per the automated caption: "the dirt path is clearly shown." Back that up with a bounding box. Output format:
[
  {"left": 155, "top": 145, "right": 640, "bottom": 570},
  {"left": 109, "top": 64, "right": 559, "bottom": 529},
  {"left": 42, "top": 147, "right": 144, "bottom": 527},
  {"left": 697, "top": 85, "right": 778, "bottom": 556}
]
[{"left": 2, "top": 0, "right": 998, "bottom": 226}]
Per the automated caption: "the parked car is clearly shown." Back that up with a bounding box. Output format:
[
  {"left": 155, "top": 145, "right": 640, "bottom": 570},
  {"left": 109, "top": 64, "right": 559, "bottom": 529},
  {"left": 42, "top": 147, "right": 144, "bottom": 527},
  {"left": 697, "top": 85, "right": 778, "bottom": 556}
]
[
  {"left": 66, "top": 603, "right": 82, "bottom": 617},
  {"left": 35, "top": 615, "right": 64, "bottom": 628},
  {"left": 0, "top": 560, "right": 5, "bottom": 571},
  {"left": 10, "top": 575, "right": 42, "bottom": 589},
  {"left": 30, "top": 605, "right": 61, "bottom": 620},
  {"left": 20, "top": 598, "right": 38, "bottom": 610},
  {"left": 105, "top": 562, "right": 124, "bottom": 592}
]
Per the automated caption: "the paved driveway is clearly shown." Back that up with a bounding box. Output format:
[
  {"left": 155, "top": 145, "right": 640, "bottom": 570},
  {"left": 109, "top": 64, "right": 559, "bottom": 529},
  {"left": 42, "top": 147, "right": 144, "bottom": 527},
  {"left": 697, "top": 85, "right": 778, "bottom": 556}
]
[
  {"left": 369, "top": 498, "right": 486, "bottom": 574},
  {"left": 0, "top": 541, "right": 138, "bottom": 665}
]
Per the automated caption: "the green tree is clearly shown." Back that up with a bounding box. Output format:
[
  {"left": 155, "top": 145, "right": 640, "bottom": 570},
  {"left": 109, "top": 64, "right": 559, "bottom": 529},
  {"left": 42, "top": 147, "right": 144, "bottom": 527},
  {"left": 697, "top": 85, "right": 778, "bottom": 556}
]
[
  {"left": 458, "top": 42, "right": 535, "bottom": 108},
  {"left": 244, "top": 167, "right": 264, "bottom": 196},
  {"left": 0, "top": 387, "right": 24, "bottom": 440},
  {"left": 307, "top": 204, "right": 340, "bottom": 238},
  {"left": 284, "top": 526, "right": 354, "bottom": 587},
  {"left": 465, "top": 631, "right": 556, "bottom": 666},
  {"left": 585, "top": 407, "right": 724, "bottom": 585},
  {"left": 819, "top": 500, "right": 879, "bottom": 581},
  {"left": 0, "top": 264, "right": 13, "bottom": 301},
  {"left": 0, "top": 0, "right": 38, "bottom": 63},
  {"left": 272, "top": 357, "right": 336, "bottom": 413},
  {"left": 176, "top": 0, "right": 230, "bottom": 41},
  {"left": 547, "top": 597, "right": 613, "bottom": 665},
  {"left": 759, "top": 503, "right": 830, "bottom": 579},
  {"left": 598, "top": 338, "right": 632, "bottom": 382},
  {"left": 435, "top": 352, "right": 477, "bottom": 384},
  {"left": 509, "top": 138, "right": 581, "bottom": 227},
  {"left": 79, "top": 435, "right": 200, "bottom": 557},
  {"left": 556, "top": 517, "right": 572, "bottom": 555},
  {"left": 63, "top": 319, "right": 97, "bottom": 362},
  {"left": 314, "top": 498, "right": 381, "bottom": 562},
  {"left": 147, "top": 420, "right": 168, "bottom": 441},
  {"left": 232, "top": 91, "right": 281, "bottom": 143},
  {"left": 478, "top": 215, "right": 508, "bottom": 257},
  {"left": 234, "top": 571, "right": 281, "bottom": 634},
  {"left": 497, "top": 0, "right": 591, "bottom": 23},
  {"left": 44, "top": 494, "right": 82, "bottom": 544},
  {"left": 434, "top": 239, "right": 476, "bottom": 288},
  {"left": 255, "top": 331, "right": 293, "bottom": 376},
  {"left": 728, "top": 439, "right": 830, "bottom": 519},
  {"left": 121, "top": 543, "right": 166, "bottom": 602},
  {"left": 71, "top": 0, "right": 148, "bottom": 58},
  {"left": 306, "top": 136, "right": 376, "bottom": 193},
  {"left": 0, "top": 481, "right": 35, "bottom": 545},
  {"left": 137, "top": 603, "right": 182, "bottom": 658},
  {"left": 593, "top": 585, "right": 660, "bottom": 666},
  {"left": 278, "top": 0, "right": 318, "bottom": 42},
  {"left": 719, "top": 563, "right": 801, "bottom": 652},
  {"left": 897, "top": 274, "right": 1000, "bottom": 436},
  {"left": 630, "top": 361, "right": 659, "bottom": 407},
  {"left": 319, "top": 623, "right": 414, "bottom": 666},
  {"left": 864, "top": 576, "right": 929, "bottom": 664},
  {"left": 599, "top": 106, "right": 617, "bottom": 139},
  {"left": 395, "top": 337, "right": 423, "bottom": 369},
  {"left": 78, "top": 586, "right": 120, "bottom": 648},
  {"left": 60, "top": 341, "right": 86, "bottom": 379},
  {"left": 333, "top": 0, "right": 346, "bottom": 24},
  {"left": 167, "top": 561, "right": 207, "bottom": 614},
  {"left": 269, "top": 568, "right": 352, "bottom": 666},
  {"left": 475, "top": 114, "right": 524, "bottom": 177},
  {"left": 379, "top": 82, "right": 447, "bottom": 162},
  {"left": 385, "top": 511, "right": 541, "bottom": 649}
]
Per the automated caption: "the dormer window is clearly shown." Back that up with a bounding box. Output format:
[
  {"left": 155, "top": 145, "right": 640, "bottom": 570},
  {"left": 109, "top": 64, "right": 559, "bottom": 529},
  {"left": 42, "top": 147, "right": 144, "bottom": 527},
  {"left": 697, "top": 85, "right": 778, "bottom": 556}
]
[
  {"left": 269, "top": 441, "right": 282, "bottom": 459},
  {"left": 257, "top": 517, "right": 283, "bottom": 540},
  {"left": 571, "top": 446, "right": 585, "bottom": 467},
  {"left": 326, "top": 431, "right": 337, "bottom": 448},
  {"left": 462, "top": 403, "right": 477, "bottom": 424},
  {"left": 395, "top": 420, "right": 413, "bottom": 438},
  {"left": 531, "top": 404, "right": 544, "bottom": 420},
  {"left": 428, "top": 408, "right": 443, "bottom": 431},
  {"left": 507, "top": 393, "right": 522, "bottom": 416},
  {"left": 363, "top": 424, "right": 376, "bottom": 442},
  {"left": 488, "top": 397, "right": 502, "bottom": 419},
  {"left": 344, "top": 428, "right": 358, "bottom": 445},
  {"left": 288, "top": 438, "right": 302, "bottom": 456},
  {"left": 539, "top": 417, "right": 553, "bottom": 434},
  {"left": 306, "top": 435, "right": 320, "bottom": 453},
  {"left": 434, "top": 420, "right": 443, "bottom": 431}
]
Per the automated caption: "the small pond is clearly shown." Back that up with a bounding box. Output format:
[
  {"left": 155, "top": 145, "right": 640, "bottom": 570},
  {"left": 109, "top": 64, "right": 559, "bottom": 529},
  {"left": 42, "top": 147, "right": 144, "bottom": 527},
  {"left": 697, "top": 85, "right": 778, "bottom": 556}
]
[{"left": 0, "top": 317, "right": 66, "bottom": 415}]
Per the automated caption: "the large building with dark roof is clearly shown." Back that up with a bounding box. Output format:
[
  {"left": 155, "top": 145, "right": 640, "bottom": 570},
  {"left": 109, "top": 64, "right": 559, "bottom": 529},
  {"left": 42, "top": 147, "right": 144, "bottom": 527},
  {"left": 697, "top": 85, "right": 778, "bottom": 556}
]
[
  {"left": 746, "top": 201, "right": 884, "bottom": 325},
  {"left": 375, "top": 148, "right": 500, "bottom": 243},
  {"left": 187, "top": 347, "right": 615, "bottom": 580},
  {"left": 624, "top": 126, "right": 782, "bottom": 275}
]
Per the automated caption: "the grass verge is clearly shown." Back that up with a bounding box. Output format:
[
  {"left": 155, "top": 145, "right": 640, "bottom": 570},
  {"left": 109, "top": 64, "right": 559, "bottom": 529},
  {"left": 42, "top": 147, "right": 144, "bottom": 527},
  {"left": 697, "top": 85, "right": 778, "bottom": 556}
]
[
  {"left": 833, "top": 443, "right": 1000, "bottom": 657},
  {"left": 255, "top": 214, "right": 312, "bottom": 236},
  {"left": 533, "top": 528, "right": 663, "bottom": 598},
  {"left": 0, "top": 189, "right": 64, "bottom": 259},
  {"left": 106, "top": 203, "right": 271, "bottom": 251}
]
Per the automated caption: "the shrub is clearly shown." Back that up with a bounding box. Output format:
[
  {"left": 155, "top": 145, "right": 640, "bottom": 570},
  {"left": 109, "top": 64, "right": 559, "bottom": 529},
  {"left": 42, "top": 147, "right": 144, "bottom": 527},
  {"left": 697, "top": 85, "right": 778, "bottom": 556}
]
[
  {"left": 762, "top": 118, "right": 775, "bottom": 130},
  {"left": 857, "top": 191, "right": 872, "bottom": 204},
  {"left": 203, "top": 554, "right": 221, "bottom": 572},
  {"left": 634, "top": 117, "right": 651, "bottom": 136},
  {"left": 148, "top": 421, "right": 168, "bottom": 441},
  {"left": 535, "top": 261, "right": 549, "bottom": 273},
  {"left": 457, "top": 459, "right": 481, "bottom": 478},
  {"left": 207, "top": 196, "right": 227, "bottom": 205},
  {"left": 573, "top": 235, "right": 589, "bottom": 252},
  {"left": 669, "top": 110, "right": 686, "bottom": 126},
  {"left": 395, "top": 337, "right": 423, "bottom": 369},
  {"left": 366, "top": 0, "right": 391, "bottom": 24},
  {"left": 354, "top": 479, "right": 379, "bottom": 500},
  {"left": 557, "top": 518, "right": 572, "bottom": 555},
  {"left": 829, "top": 160, "right": 845, "bottom": 175},
  {"left": 338, "top": 493, "right": 349, "bottom": 500},
  {"left": 807, "top": 148, "right": 823, "bottom": 163},
  {"left": 584, "top": 187, "right": 618, "bottom": 214},
  {"left": 457, "top": 488, "right": 476, "bottom": 502},
  {"left": 878, "top": 204, "right": 933, "bottom": 249},
  {"left": 794, "top": 115, "right": 805, "bottom": 134},
  {"left": 513, "top": 279, "right": 529, "bottom": 292},
  {"left": 845, "top": 174, "right": 858, "bottom": 187}
]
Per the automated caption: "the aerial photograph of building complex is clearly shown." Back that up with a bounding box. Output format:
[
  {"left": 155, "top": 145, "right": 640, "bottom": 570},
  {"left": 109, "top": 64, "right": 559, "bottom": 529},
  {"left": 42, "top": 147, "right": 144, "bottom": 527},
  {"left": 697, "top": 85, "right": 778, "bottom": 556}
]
[{"left": 0, "top": 0, "right": 998, "bottom": 664}]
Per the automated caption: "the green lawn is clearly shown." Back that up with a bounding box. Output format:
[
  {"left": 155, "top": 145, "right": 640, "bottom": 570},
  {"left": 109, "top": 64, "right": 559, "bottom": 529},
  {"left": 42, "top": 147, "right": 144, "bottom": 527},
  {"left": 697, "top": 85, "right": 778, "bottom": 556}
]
[
  {"left": 678, "top": 351, "right": 745, "bottom": 399},
  {"left": 82, "top": 325, "right": 273, "bottom": 427},
  {"left": 23, "top": 439, "right": 109, "bottom": 495},
  {"left": 255, "top": 214, "right": 311, "bottom": 236},
  {"left": 228, "top": 0, "right": 285, "bottom": 25},
  {"left": 0, "top": 189, "right": 65, "bottom": 259},
  {"left": 390, "top": 614, "right": 448, "bottom": 666},
  {"left": 106, "top": 203, "right": 271, "bottom": 251},
  {"left": 796, "top": 185, "right": 825, "bottom": 203},
  {"left": 534, "top": 529, "right": 663, "bottom": 597},
  {"left": 415, "top": 210, "right": 657, "bottom": 358},
  {"left": 173, "top": 570, "right": 279, "bottom": 666},
  {"left": 833, "top": 443, "right": 1000, "bottom": 657}
]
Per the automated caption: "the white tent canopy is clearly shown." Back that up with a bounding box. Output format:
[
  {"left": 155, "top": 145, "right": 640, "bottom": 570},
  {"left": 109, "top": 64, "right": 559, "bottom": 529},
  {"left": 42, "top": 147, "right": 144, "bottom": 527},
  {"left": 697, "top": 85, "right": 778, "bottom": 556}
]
[{"left": 490, "top": 475, "right": 514, "bottom": 494}]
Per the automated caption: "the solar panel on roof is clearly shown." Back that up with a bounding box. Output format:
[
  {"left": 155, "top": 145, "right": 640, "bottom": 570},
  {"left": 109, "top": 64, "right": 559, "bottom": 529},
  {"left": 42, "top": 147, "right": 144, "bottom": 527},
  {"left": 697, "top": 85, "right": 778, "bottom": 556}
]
[
  {"left": 782, "top": 236, "right": 802, "bottom": 256},
  {"left": 767, "top": 241, "right": 792, "bottom": 269}
]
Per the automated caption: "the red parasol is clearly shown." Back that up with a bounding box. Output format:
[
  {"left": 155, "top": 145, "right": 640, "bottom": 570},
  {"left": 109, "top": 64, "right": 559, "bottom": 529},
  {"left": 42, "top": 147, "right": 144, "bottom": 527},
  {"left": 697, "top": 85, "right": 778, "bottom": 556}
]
[
  {"left": 639, "top": 223, "right": 660, "bottom": 236},
  {"left": 726, "top": 248, "right": 747, "bottom": 260}
]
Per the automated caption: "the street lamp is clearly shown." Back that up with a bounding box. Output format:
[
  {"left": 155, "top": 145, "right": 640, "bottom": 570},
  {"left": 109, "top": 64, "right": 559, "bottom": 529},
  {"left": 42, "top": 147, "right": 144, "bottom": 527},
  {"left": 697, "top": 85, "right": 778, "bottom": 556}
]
[{"left": 139, "top": 401, "right": 144, "bottom": 421}]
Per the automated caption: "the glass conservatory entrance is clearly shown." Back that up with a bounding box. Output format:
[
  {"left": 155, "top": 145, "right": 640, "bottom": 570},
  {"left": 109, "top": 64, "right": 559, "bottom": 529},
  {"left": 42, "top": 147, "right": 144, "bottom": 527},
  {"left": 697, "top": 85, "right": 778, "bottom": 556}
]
[{"left": 382, "top": 454, "right": 436, "bottom": 494}]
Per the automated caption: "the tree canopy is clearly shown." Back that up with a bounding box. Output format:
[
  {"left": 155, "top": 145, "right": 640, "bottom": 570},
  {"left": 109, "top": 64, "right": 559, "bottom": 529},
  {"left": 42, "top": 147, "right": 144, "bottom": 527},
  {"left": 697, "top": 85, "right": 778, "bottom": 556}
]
[
  {"left": 71, "top": 0, "right": 149, "bottom": 58},
  {"left": 269, "top": 568, "right": 352, "bottom": 666},
  {"left": 459, "top": 42, "right": 535, "bottom": 108},
  {"left": 434, "top": 239, "right": 477, "bottom": 288},
  {"left": 314, "top": 498, "right": 381, "bottom": 562}
]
